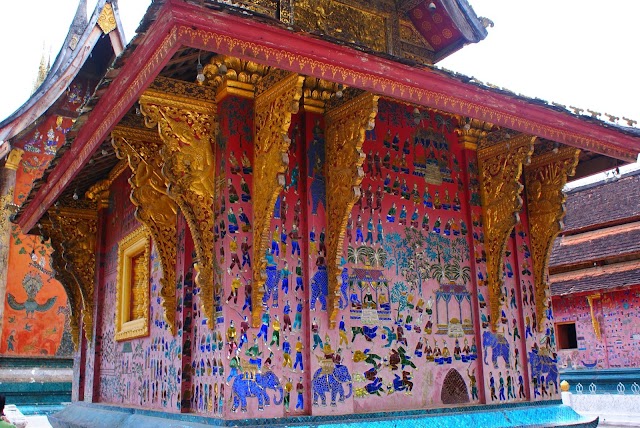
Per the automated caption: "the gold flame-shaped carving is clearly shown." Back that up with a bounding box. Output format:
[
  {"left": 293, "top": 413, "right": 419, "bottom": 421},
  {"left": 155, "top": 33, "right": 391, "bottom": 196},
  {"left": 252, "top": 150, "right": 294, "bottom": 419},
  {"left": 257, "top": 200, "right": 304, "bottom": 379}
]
[
  {"left": 112, "top": 127, "right": 179, "bottom": 335},
  {"left": 524, "top": 146, "right": 579, "bottom": 328},
  {"left": 478, "top": 134, "right": 535, "bottom": 332},
  {"left": 140, "top": 89, "right": 218, "bottom": 329},
  {"left": 252, "top": 70, "right": 303, "bottom": 327},
  {"left": 325, "top": 90, "right": 379, "bottom": 328}
]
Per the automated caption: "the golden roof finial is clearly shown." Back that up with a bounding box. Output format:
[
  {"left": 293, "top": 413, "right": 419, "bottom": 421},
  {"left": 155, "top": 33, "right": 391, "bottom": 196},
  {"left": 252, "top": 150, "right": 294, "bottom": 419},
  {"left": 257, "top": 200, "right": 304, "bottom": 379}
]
[{"left": 32, "top": 44, "right": 50, "bottom": 94}]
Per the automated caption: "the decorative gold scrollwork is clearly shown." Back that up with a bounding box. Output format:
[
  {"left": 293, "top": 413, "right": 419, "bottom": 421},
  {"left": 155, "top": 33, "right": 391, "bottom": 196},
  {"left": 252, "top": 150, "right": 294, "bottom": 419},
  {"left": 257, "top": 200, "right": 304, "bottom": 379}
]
[
  {"left": 252, "top": 70, "right": 304, "bottom": 327},
  {"left": 41, "top": 207, "right": 98, "bottom": 345},
  {"left": 111, "top": 127, "right": 179, "bottom": 335},
  {"left": 139, "top": 88, "right": 218, "bottom": 328},
  {"left": 325, "top": 90, "right": 379, "bottom": 329},
  {"left": 455, "top": 118, "right": 493, "bottom": 151},
  {"left": 524, "top": 146, "right": 579, "bottom": 327},
  {"left": 478, "top": 133, "right": 535, "bottom": 332},
  {"left": 202, "top": 55, "right": 271, "bottom": 100}
]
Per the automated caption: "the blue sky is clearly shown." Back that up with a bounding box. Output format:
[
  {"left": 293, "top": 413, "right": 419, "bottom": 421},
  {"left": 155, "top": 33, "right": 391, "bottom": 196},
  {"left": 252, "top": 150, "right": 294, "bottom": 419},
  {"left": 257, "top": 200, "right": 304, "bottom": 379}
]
[{"left": 0, "top": 1, "right": 637, "bottom": 128}]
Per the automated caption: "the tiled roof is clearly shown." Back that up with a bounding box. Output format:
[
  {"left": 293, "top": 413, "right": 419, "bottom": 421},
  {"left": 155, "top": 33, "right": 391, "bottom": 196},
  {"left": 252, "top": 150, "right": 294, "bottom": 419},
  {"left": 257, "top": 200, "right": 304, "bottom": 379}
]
[
  {"left": 550, "top": 266, "right": 640, "bottom": 296},
  {"left": 550, "top": 226, "right": 640, "bottom": 268},
  {"left": 561, "top": 172, "right": 640, "bottom": 233}
]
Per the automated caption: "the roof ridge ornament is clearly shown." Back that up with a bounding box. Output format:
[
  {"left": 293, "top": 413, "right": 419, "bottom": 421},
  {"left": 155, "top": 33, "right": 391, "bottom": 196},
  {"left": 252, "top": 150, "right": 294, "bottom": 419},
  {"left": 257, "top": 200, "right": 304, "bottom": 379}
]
[{"left": 97, "top": 2, "right": 117, "bottom": 35}]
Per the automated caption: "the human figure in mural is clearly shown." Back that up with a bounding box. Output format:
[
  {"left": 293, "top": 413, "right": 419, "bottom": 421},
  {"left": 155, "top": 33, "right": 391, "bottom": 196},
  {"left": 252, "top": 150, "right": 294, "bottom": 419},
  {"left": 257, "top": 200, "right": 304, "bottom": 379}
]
[
  {"left": 383, "top": 173, "right": 392, "bottom": 193},
  {"left": 376, "top": 217, "right": 384, "bottom": 244},
  {"left": 257, "top": 310, "right": 270, "bottom": 345},
  {"left": 498, "top": 372, "right": 506, "bottom": 401},
  {"left": 355, "top": 215, "right": 364, "bottom": 244},
  {"left": 228, "top": 179, "right": 239, "bottom": 204},
  {"left": 282, "top": 300, "right": 292, "bottom": 332},
  {"left": 374, "top": 151, "right": 382, "bottom": 177},
  {"left": 238, "top": 316, "right": 250, "bottom": 350},
  {"left": 290, "top": 224, "right": 301, "bottom": 256},
  {"left": 271, "top": 226, "right": 280, "bottom": 256},
  {"left": 263, "top": 250, "right": 280, "bottom": 308},
  {"left": 512, "top": 318, "right": 520, "bottom": 341},
  {"left": 507, "top": 371, "right": 515, "bottom": 399},
  {"left": 242, "top": 280, "right": 252, "bottom": 312},
  {"left": 280, "top": 196, "right": 287, "bottom": 224},
  {"left": 238, "top": 207, "right": 251, "bottom": 232},
  {"left": 281, "top": 226, "right": 288, "bottom": 256},
  {"left": 281, "top": 262, "right": 290, "bottom": 295},
  {"left": 308, "top": 138, "right": 326, "bottom": 215},
  {"left": 227, "top": 320, "right": 238, "bottom": 359},
  {"left": 296, "top": 377, "right": 304, "bottom": 410},
  {"left": 518, "top": 371, "right": 526, "bottom": 398},
  {"left": 311, "top": 318, "right": 323, "bottom": 350},
  {"left": 467, "top": 368, "right": 478, "bottom": 400},
  {"left": 293, "top": 298, "right": 303, "bottom": 331},
  {"left": 269, "top": 315, "right": 281, "bottom": 350},
  {"left": 228, "top": 208, "right": 239, "bottom": 234},
  {"left": 489, "top": 372, "right": 497, "bottom": 400},
  {"left": 284, "top": 378, "right": 292, "bottom": 412},
  {"left": 6, "top": 331, "right": 15, "bottom": 352},
  {"left": 241, "top": 237, "right": 251, "bottom": 268},
  {"left": 282, "top": 336, "right": 292, "bottom": 369},
  {"left": 229, "top": 237, "right": 241, "bottom": 271},
  {"left": 229, "top": 151, "right": 241, "bottom": 174},
  {"left": 386, "top": 203, "right": 396, "bottom": 223},
  {"left": 240, "top": 176, "right": 251, "bottom": 202},
  {"left": 294, "top": 338, "right": 304, "bottom": 372}
]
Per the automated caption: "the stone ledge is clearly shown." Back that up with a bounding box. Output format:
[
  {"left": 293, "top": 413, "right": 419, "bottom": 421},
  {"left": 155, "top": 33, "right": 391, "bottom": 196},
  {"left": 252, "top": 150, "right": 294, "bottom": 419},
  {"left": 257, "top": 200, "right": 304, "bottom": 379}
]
[{"left": 48, "top": 401, "right": 597, "bottom": 428}]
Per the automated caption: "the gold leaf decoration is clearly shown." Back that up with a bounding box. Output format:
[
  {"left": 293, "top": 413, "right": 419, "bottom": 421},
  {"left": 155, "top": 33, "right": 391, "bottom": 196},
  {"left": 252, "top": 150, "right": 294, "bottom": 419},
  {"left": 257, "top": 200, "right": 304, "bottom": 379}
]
[
  {"left": 478, "top": 134, "right": 535, "bottom": 332},
  {"left": 524, "top": 146, "right": 579, "bottom": 327},
  {"left": 325, "top": 90, "right": 379, "bottom": 328},
  {"left": 252, "top": 71, "right": 303, "bottom": 327}
]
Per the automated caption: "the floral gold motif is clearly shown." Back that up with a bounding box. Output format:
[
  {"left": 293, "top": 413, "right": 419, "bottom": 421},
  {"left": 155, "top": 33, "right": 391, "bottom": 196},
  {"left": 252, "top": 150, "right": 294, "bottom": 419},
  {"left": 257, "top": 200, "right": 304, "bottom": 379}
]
[
  {"left": 524, "top": 146, "right": 579, "bottom": 327},
  {"left": 325, "top": 90, "right": 379, "bottom": 328},
  {"left": 140, "top": 87, "right": 218, "bottom": 329},
  {"left": 112, "top": 126, "right": 179, "bottom": 335},
  {"left": 478, "top": 134, "right": 535, "bottom": 332},
  {"left": 252, "top": 71, "right": 304, "bottom": 327}
]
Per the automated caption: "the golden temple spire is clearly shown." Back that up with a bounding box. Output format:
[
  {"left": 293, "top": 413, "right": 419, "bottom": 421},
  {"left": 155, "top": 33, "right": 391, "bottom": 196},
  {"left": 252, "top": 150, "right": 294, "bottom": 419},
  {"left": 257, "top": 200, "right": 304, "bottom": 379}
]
[{"left": 32, "top": 46, "right": 50, "bottom": 94}]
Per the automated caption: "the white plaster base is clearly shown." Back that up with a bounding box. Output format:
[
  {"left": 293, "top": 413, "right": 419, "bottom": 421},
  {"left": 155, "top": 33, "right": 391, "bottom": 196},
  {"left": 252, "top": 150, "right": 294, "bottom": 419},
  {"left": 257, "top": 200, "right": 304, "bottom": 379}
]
[{"left": 562, "top": 392, "right": 640, "bottom": 427}]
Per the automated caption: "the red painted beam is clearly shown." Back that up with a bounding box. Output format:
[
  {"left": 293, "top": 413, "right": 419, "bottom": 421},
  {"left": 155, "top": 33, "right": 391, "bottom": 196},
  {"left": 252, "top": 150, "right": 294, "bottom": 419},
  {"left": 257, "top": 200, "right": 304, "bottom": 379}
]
[
  {"left": 169, "top": 1, "right": 639, "bottom": 160},
  {"left": 18, "top": 5, "right": 180, "bottom": 232}
]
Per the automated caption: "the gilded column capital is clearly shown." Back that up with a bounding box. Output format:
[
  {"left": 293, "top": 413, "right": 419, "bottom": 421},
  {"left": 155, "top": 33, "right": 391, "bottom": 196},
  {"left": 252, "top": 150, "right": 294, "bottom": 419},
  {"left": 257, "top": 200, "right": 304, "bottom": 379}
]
[
  {"left": 202, "top": 55, "right": 271, "bottom": 101},
  {"left": 112, "top": 127, "right": 179, "bottom": 335},
  {"left": 524, "top": 145, "right": 579, "bottom": 327},
  {"left": 139, "top": 85, "right": 218, "bottom": 329},
  {"left": 325, "top": 89, "right": 379, "bottom": 329},
  {"left": 42, "top": 207, "right": 98, "bottom": 345},
  {"left": 252, "top": 70, "right": 304, "bottom": 327},
  {"left": 455, "top": 118, "right": 493, "bottom": 151},
  {"left": 5, "top": 148, "right": 24, "bottom": 171},
  {"left": 478, "top": 133, "right": 535, "bottom": 332},
  {"left": 302, "top": 77, "right": 342, "bottom": 114}
]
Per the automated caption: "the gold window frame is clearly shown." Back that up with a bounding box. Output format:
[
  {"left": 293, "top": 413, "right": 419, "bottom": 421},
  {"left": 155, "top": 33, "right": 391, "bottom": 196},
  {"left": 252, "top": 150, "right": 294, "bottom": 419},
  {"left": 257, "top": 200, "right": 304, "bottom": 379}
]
[{"left": 115, "top": 227, "right": 151, "bottom": 341}]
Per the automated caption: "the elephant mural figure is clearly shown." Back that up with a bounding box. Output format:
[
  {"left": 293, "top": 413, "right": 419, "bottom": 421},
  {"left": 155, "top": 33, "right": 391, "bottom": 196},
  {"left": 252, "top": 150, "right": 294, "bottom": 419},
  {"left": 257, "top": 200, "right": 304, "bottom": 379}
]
[
  {"left": 312, "top": 363, "right": 353, "bottom": 406},
  {"left": 231, "top": 371, "right": 283, "bottom": 412},
  {"left": 529, "top": 350, "right": 559, "bottom": 393},
  {"left": 482, "top": 331, "right": 510, "bottom": 368},
  {"left": 310, "top": 267, "right": 328, "bottom": 311}
]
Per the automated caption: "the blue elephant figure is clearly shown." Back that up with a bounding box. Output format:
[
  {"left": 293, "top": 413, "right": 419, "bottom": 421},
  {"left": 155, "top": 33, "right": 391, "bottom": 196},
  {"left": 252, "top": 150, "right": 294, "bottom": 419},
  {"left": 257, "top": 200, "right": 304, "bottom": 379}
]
[
  {"left": 262, "top": 265, "right": 281, "bottom": 308},
  {"left": 529, "top": 350, "right": 559, "bottom": 393},
  {"left": 312, "top": 364, "right": 353, "bottom": 406},
  {"left": 482, "top": 331, "right": 510, "bottom": 368},
  {"left": 231, "top": 370, "right": 283, "bottom": 412},
  {"left": 310, "top": 266, "right": 328, "bottom": 311}
]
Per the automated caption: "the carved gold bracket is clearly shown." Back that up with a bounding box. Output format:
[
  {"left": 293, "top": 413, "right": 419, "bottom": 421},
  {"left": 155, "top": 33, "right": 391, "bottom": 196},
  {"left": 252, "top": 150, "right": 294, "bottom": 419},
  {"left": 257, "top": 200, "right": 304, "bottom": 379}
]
[
  {"left": 586, "top": 293, "right": 602, "bottom": 341},
  {"left": 252, "top": 70, "right": 304, "bottom": 327},
  {"left": 325, "top": 90, "right": 379, "bottom": 329},
  {"left": 524, "top": 146, "right": 580, "bottom": 327},
  {"left": 302, "top": 77, "right": 342, "bottom": 114},
  {"left": 111, "top": 126, "right": 179, "bottom": 335},
  {"left": 202, "top": 55, "right": 270, "bottom": 101},
  {"left": 140, "top": 84, "right": 218, "bottom": 329},
  {"left": 478, "top": 133, "right": 535, "bottom": 332},
  {"left": 42, "top": 207, "right": 98, "bottom": 346}
]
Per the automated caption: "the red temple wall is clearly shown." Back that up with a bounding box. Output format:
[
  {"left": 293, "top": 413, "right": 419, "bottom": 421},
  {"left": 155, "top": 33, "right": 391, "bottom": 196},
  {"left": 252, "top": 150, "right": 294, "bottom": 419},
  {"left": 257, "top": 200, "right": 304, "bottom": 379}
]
[{"left": 552, "top": 285, "right": 640, "bottom": 369}]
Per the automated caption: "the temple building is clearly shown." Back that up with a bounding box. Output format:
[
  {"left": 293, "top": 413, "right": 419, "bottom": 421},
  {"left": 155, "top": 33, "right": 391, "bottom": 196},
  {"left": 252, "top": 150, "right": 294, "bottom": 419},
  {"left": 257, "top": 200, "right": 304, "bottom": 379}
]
[
  {"left": 2, "top": 0, "right": 640, "bottom": 426},
  {"left": 550, "top": 168, "right": 640, "bottom": 370}
]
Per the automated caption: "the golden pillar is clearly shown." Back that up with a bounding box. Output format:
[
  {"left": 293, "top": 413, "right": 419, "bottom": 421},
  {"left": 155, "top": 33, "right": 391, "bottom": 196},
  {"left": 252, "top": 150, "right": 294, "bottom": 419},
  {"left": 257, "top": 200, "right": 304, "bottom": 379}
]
[
  {"left": 140, "top": 84, "right": 218, "bottom": 328},
  {"left": 524, "top": 146, "right": 580, "bottom": 327},
  {"left": 251, "top": 70, "right": 303, "bottom": 327},
  {"left": 111, "top": 127, "right": 179, "bottom": 335},
  {"left": 0, "top": 148, "right": 23, "bottom": 342},
  {"left": 324, "top": 90, "right": 379, "bottom": 328},
  {"left": 478, "top": 133, "right": 535, "bottom": 332}
]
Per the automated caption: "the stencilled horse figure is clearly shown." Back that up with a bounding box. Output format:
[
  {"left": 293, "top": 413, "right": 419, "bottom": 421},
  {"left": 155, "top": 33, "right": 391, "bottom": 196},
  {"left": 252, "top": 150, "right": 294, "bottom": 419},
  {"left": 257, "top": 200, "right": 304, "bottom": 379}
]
[{"left": 482, "top": 331, "right": 510, "bottom": 368}]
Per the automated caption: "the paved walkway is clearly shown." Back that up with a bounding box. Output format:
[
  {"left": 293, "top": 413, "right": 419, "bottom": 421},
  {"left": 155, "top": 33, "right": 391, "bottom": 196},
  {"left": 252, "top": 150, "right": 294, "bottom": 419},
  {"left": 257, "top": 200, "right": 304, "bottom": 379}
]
[{"left": 24, "top": 416, "right": 52, "bottom": 428}]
